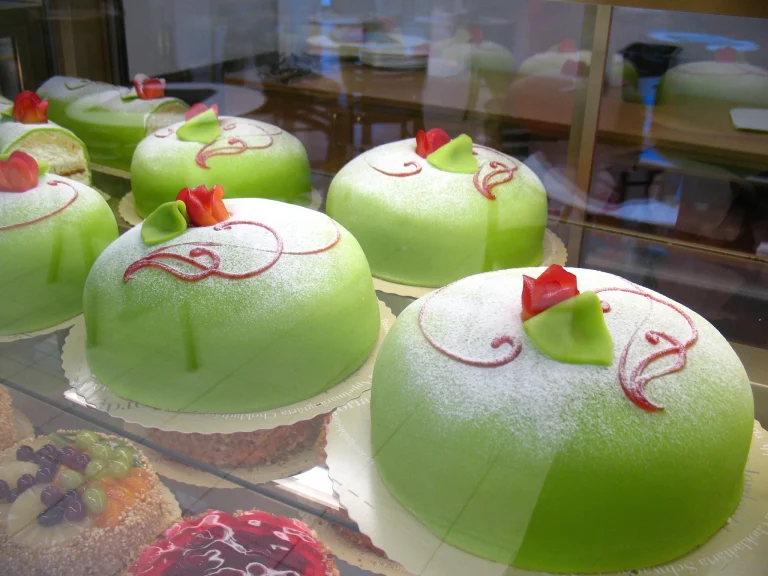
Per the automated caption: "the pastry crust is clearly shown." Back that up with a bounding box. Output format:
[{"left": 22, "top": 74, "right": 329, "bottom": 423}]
[{"left": 0, "top": 385, "right": 15, "bottom": 452}]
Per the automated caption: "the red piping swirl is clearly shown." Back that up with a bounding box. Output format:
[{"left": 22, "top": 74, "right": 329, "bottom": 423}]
[
  {"left": 195, "top": 125, "right": 283, "bottom": 169},
  {"left": 473, "top": 160, "right": 518, "bottom": 200},
  {"left": 366, "top": 159, "right": 422, "bottom": 177},
  {"left": 595, "top": 286, "right": 698, "bottom": 412},
  {"left": 0, "top": 180, "right": 79, "bottom": 232},
  {"left": 123, "top": 219, "right": 341, "bottom": 283},
  {"left": 153, "top": 127, "right": 175, "bottom": 138},
  {"left": 418, "top": 285, "right": 522, "bottom": 368}
]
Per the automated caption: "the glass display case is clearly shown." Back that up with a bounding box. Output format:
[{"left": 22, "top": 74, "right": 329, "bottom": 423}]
[{"left": 1, "top": 1, "right": 767, "bottom": 575}]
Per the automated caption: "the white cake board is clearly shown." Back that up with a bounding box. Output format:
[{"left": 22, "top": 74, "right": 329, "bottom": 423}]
[
  {"left": 0, "top": 314, "right": 79, "bottom": 343},
  {"left": 372, "top": 229, "right": 567, "bottom": 299},
  {"left": 119, "top": 187, "right": 324, "bottom": 228},
  {"left": 13, "top": 410, "right": 34, "bottom": 443},
  {"left": 299, "top": 512, "right": 413, "bottom": 576},
  {"left": 326, "top": 392, "right": 768, "bottom": 576},
  {"left": 61, "top": 300, "right": 394, "bottom": 434}
]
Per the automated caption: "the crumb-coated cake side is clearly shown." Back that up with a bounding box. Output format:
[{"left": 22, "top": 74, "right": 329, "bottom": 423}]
[
  {"left": 0, "top": 430, "right": 179, "bottom": 576},
  {"left": 148, "top": 413, "right": 330, "bottom": 467},
  {"left": 128, "top": 509, "right": 340, "bottom": 576},
  {"left": 371, "top": 267, "right": 754, "bottom": 573},
  {"left": 0, "top": 385, "right": 15, "bottom": 452}
]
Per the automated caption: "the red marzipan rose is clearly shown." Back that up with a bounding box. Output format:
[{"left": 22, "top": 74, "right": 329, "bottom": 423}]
[
  {"left": 521, "top": 264, "right": 579, "bottom": 321},
  {"left": 185, "top": 102, "right": 219, "bottom": 121},
  {"left": 415, "top": 128, "right": 451, "bottom": 158},
  {"left": 557, "top": 38, "right": 577, "bottom": 53},
  {"left": 176, "top": 184, "right": 229, "bottom": 227},
  {"left": 468, "top": 26, "right": 484, "bottom": 44},
  {"left": 714, "top": 46, "right": 737, "bottom": 63},
  {"left": 0, "top": 151, "right": 39, "bottom": 193},
  {"left": 12, "top": 91, "right": 49, "bottom": 124},
  {"left": 133, "top": 74, "right": 166, "bottom": 100},
  {"left": 561, "top": 59, "right": 589, "bottom": 76}
]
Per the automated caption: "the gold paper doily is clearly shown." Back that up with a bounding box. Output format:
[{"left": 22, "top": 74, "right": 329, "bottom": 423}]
[
  {"left": 61, "top": 301, "right": 394, "bottom": 434},
  {"left": 373, "top": 229, "right": 567, "bottom": 298}
]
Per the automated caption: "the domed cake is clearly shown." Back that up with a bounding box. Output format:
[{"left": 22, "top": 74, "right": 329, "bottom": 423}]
[
  {"left": 517, "top": 39, "right": 638, "bottom": 93},
  {"left": 130, "top": 105, "right": 311, "bottom": 218},
  {"left": 83, "top": 187, "right": 380, "bottom": 413},
  {"left": 38, "top": 75, "right": 188, "bottom": 171},
  {"left": 326, "top": 130, "right": 548, "bottom": 287},
  {"left": 656, "top": 48, "right": 768, "bottom": 123},
  {"left": 0, "top": 153, "right": 117, "bottom": 336},
  {"left": 0, "top": 430, "right": 179, "bottom": 576},
  {"left": 371, "top": 266, "right": 754, "bottom": 573},
  {"left": 1, "top": 91, "right": 91, "bottom": 184}
]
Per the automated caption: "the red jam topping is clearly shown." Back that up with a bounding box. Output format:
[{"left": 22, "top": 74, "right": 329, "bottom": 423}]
[
  {"left": 128, "top": 510, "right": 330, "bottom": 576},
  {"left": 468, "top": 26, "right": 484, "bottom": 44},
  {"left": 595, "top": 286, "right": 698, "bottom": 412},
  {"left": 0, "top": 151, "right": 39, "bottom": 192},
  {"left": 11, "top": 91, "right": 49, "bottom": 124},
  {"left": 415, "top": 128, "right": 450, "bottom": 159},
  {"left": 714, "top": 46, "right": 737, "bottom": 63},
  {"left": 185, "top": 103, "right": 219, "bottom": 121},
  {"left": 133, "top": 74, "right": 166, "bottom": 100},
  {"left": 521, "top": 265, "right": 579, "bottom": 321},
  {"left": 176, "top": 185, "right": 229, "bottom": 227}
]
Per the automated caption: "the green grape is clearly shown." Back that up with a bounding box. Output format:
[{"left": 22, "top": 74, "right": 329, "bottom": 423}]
[
  {"left": 112, "top": 447, "right": 136, "bottom": 468},
  {"left": 108, "top": 460, "right": 130, "bottom": 479},
  {"left": 85, "top": 459, "right": 108, "bottom": 480},
  {"left": 83, "top": 487, "right": 107, "bottom": 515},
  {"left": 87, "top": 443, "right": 112, "bottom": 462},
  {"left": 75, "top": 430, "right": 99, "bottom": 451},
  {"left": 110, "top": 452, "right": 133, "bottom": 470},
  {"left": 59, "top": 469, "right": 84, "bottom": 491}
]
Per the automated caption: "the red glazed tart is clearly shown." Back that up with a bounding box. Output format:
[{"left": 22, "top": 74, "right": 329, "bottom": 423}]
[
  {"left": 147, "top": 413, "right": 330, "bottom": 468},
  {"left": 0, "top": 385, "right": 15, "bottom": 452},
  {"left": 0, "top": 430, "right": 179, "bottom": 576},
  {"left": 128, "top": 509, "right": 340, "bottom": 576}
]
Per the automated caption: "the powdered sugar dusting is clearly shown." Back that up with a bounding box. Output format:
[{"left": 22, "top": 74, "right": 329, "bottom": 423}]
[
  {"left": 88, "top": 199, "right": 358, "bottom": 314},
  {"left": 136, "top": 117, "right": 302, "bottom": 167},
  {"left": 381, "top": 268, "right": 751, "bottom": 456},
  {"left": 331, "top": 139, "right": 546, "bottom": 219},
  {"left": 0, "top": 174, "right": 104, "bottom": 230}
]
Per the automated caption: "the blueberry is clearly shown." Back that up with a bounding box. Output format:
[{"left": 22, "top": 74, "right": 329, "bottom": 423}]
[
  {"left": 36, "top": 466, "right": 56, "bottom": 485},
  {"left": 64, "top": 499, "right": 87, "bottom": 522},
  {"left": 37, "top": 505, "right": 64, "bottom": 527},
  {"left": 17, "top": 474, "right": 36, "bottom": 493},
  {"left": 7, "top": 488, "right": 19, "bottom": 504},
  {"left": 63, "top": 489, "right": 80, "bottom": 503},
  {"left": 41, "top": 485, "right": 63, "bottom": 507},
  {"left": 58, "top": 446, "right": 76, "bottom": 462},
  {"left": 73, "top": 453, "right": 90, "bottom": 472},
  {"left": 16, "top": 445, "right": 34, "bottom": 462}
]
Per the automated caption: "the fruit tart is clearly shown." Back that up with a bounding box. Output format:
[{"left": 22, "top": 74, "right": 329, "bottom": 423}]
[
  {"left": 0, "top": 430, "right": 179, "bottom": 576},
  {"left": 127, "top": 509, "right": 340, "bottom": 576}
]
